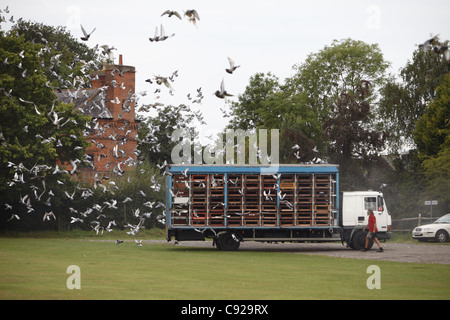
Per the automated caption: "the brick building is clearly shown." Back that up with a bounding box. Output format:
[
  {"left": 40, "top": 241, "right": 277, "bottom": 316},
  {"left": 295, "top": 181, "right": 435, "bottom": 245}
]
[{"left": 56, "top": 56, "right": 139, "bottom": 183}]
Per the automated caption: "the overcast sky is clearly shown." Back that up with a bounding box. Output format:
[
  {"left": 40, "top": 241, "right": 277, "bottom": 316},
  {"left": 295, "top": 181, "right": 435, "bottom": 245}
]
[{"left": 3, "top": 0, "right": 450, "bottom": 140}]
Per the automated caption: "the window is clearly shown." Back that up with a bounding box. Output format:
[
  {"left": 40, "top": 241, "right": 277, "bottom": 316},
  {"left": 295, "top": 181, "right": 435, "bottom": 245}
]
[
  {"left": 364, "top": 197, "right": 377, "bottom": 211},
  {"left": 377, "top": 196, "right": 384, "bottom": 212}
]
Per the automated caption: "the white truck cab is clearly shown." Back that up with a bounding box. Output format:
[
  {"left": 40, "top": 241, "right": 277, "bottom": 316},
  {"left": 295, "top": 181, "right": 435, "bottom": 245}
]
[{"left": 341, "top": 191, "right": 392, "bottom": 249}]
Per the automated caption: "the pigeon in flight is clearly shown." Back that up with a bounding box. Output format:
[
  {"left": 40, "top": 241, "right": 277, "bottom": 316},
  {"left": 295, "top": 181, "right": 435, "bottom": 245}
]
[
  {"left": 80, "top": 25, "right": 96, "bottom": 41},
  {"left": 226, "top": 57, "right": 240, "bottom": 74},
  {"left": 184, "top": 9, "right": 200, "bottom": 26},
  {"left": 214, "top": 79, "right": 233, "bottom": 99},
  {"left": 149, "top": 25, "right": 174, "bottom": 42},
  {"left": 161, "top": 10, "right": 182, "bottom": 20}
]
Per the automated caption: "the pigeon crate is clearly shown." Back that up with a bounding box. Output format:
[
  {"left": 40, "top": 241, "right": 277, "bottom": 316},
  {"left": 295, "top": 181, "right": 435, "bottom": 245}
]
[
  {"left": 280, "top": 203, "right": 294, "bottom": 212},
  {"left": 314, "top": 219, "right": 330, "bottom": 226},
  {"left": 173, "top": 174, "right": 188, "bottom": 182},
  {"left": 209, "top": 204, "right": 225, "bottom": 212},
  {"left": 192, "top": 203, "right": 207, "bottom": 212},
  {"left": 209, "top": 213, "right": 225, "bottom": 226},
  {"left": 280, "top": 212, "right": 294, "bottom": 224},
  {"left": 261, "top": 212, "right": 277, "bottom": 225},
  {"left": 227, "top": 204, "right": 243, "bottom": 212},
  {"left": 228, "top": 174, "right": 242, "bottom": 188},
  {"left": 191, "top": 195, "right": 207, "bottom": 204},
  {"left": 172, "top": 211, "right": 189, "bottom": 225},
  {"left": 262, "top": 176, "right": 277, "bottom": 189},
  {"left": 315, "top": 181, "right": 330, "bottom": 189},
  {"left": 210, "top": 174, "right": 225, "bottom": 188},
  {"left": 297, "top": 219, "right": 312, "bottom": 226},
  {"left": 297, "top": 196, "right": 312, "bottom": 205},
  {"left": 209, "top": 189, "right": 224, "bottom": 197},
  {"left": 298, "top": 204, "right": 313, "bottom": 213},
  {"left": 191, "top": 211, "right": 207, "bottom": 223},
  {"left": 298, "top": 212, "right": 312, "bottom": 221},
  {"left": 227, "top": 215, "right": 243, "bottom": 226},
  {"left": 315, "top": 174, "right": 330, "bottom": 182},
  {"left": 244, "top": 203, "right": 260, "bottom": 211},
  {"left": 298, "top": 189, "right": 312, "bottom": 197},
  {"left": 315, "top": 193, "right": 330, "bottom": 205},
  {"left": 244, "top": 175, "right": 260, "bottom": 189},
  {"left": 244, "top": 181, "right": 260, "bottom": 189},
  {"left": 280, "top": 182, "right": 295, "bottom": 189},
  {"left": 228, "top": 189, "right": 242, "bottom": 198},
  {"left": 315, "top": 205, "right": 330, "bottom": 214},
  {"left": 297, "top": 175, "right": 312, "bottom": 186},
  {"left": 192, "top": 189, "right": 207, "bottom": 197},
  {"left": 173, "top": 182, "right": 188, "bottom": 189},
  {"left": 244, "top": 215, "right": 260, "bottom": 226},
  {"left": 280, "top": 218, "right": 295, "bottom": 226},
  {"left": 262, "top": 203, "right": 277, "bottom": 211},
  {"left": 174, "top": 189, "right": 189, "bottom": 197},
  {"left": 191, "top": 174, "right": 207, "bottom": 182}
]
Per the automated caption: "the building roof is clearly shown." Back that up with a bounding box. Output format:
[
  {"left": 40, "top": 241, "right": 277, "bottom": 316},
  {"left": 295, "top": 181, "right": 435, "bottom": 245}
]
[{"left": 55, "top": 86, "right": 113, "bottom": 119}]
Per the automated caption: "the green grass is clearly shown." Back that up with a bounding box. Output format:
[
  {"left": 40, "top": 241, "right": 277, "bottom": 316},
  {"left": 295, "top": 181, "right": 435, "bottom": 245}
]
[{"left": 0, "top": 235, "right": 449, "bottom": 300}]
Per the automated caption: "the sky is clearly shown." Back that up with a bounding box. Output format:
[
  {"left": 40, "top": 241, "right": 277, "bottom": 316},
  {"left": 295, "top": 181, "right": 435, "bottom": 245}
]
[{"left": 3, "top": 0, "right": 450, "bottom": 142}]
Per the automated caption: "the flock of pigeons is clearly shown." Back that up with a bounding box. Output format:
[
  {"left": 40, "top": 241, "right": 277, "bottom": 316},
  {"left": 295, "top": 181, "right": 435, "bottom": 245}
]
[
  {"left": 419, "top": 35, "right": 450, "bottom": 61},
  {"left": 0, "top": 6, "right": 244, "bottom": 246},
  {"left": 1, "top": 4, "right": 449, "bottom": 246}
]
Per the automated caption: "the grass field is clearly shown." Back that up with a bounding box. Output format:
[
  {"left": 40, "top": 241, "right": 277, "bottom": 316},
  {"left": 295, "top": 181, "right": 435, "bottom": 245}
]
[{"left": 0, "top": 232, "right": 449, "bottom": 300}]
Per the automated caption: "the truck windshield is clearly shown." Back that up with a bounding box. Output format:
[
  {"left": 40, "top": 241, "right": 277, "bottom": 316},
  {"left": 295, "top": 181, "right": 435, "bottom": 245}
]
[{"left": 364, "top": 197, "right": 377, "bottom": 211}]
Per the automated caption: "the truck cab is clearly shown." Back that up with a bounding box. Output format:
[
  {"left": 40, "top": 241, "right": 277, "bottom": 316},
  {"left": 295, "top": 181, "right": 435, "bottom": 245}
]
[{"left": 340, "top": 191, "right": 392, "bottom": 249}]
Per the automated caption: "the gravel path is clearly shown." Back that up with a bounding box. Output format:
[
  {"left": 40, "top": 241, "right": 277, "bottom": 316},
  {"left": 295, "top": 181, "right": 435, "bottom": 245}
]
[
  {"left": 160, "top": 240, "right": 450, "bottom": 265},
  {"left": 94, "top": 239, "right": 450, "bottom": 265}
]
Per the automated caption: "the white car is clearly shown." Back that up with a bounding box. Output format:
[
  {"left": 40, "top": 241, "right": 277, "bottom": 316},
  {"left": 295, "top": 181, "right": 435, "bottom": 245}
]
[{"left": 412, "top": 213, "right": 450, "bottom": 243}]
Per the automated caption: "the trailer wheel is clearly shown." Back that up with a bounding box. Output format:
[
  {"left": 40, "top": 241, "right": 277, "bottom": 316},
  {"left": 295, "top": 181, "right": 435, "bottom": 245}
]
[
  {"left": 351, "top": 231, "right": 373, "bottom": 250},
  {"left": 217, "top": 232, "right": 240, "bottom": 251}
]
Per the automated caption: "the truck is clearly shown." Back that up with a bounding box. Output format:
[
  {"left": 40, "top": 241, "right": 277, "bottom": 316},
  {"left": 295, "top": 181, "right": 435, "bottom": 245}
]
[{"left": 165, "top": 164, "right": 392, "bottom": 251}]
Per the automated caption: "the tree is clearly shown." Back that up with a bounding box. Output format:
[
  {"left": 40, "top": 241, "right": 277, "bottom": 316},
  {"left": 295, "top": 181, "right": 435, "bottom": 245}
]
[
  {"left": 379, "top": 37, "right": 449, "bottom": 150},
  {"left": 0, "top": 24, "right": 91, "bottom": 229},
  {"left": 287, "top": 38, "right": 390, "bottom": 122},
  {"left": 228, "top": 73, "right": 324, "bottom": 163},
  {"left": 323, "top": 81, "right": 389, "bottom": 190},
  {"left": 137, "top": 104, "right": 195, "bottom": 167},
  {"left": 11, "top": 20, "right": 102, "bottom": 89},
  {"left": 413, "top": 73, "right": 450, "bottom": 210}
]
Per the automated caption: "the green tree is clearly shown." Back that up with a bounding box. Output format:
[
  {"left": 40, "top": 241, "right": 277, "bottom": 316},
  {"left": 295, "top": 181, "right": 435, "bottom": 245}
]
[
  {"left": 287, "top": 38, "right": 390, "bottom": 122},
  {"left": 323, "top": 81, "right": 389, "bottom": 190},
  {"left": 379, "top": 37, "right": 449, "bottom": 150},
  {"left": 0, "top": 25, "right": 91, "bottom": 229},
  {"left": 228, "top": 73, "right": 324, "bottom": 163},
  {"left": 137, "top": 104, "right": 195, "bottom": 167},
  {"left": 11, "top": 20, "right": 101, "bottom": 89},
  {"left": 413, "top": 73, "right": 450, "bottom": 210}
]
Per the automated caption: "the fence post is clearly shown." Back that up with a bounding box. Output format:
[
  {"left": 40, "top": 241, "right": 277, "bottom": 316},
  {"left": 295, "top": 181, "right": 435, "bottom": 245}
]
[{"left": 418, "top": 213, "right": 421, "bottom": 226}]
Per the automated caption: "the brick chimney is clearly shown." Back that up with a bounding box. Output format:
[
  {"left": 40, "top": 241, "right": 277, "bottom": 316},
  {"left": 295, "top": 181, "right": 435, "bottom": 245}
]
[{"left": 90, "top": 58, "right": 136, "bottom": 122}]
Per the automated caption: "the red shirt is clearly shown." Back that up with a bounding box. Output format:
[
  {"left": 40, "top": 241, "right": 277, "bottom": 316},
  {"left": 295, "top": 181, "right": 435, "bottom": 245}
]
[{"left": 368, "top": 214, "right": 378, "bottom": 232}]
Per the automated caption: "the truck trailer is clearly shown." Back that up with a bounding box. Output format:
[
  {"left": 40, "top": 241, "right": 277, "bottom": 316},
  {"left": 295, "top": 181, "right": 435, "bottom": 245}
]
[{"left": 165, "top": 164, "right": 392, "bottom": 251}]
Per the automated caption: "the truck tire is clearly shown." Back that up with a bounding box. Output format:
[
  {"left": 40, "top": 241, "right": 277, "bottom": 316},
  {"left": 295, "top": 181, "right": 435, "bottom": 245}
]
[
  {"left": 217, "top": 232, "right": 240, "bottom": 251},
  {"left": 351, "top": 231, "right": 373, "bottom": 250}
]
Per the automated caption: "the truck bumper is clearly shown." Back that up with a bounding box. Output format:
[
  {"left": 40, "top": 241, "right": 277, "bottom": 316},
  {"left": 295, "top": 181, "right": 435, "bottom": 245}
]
[{"left": 377, "top": 231, "right": 391, "bottom": 240}]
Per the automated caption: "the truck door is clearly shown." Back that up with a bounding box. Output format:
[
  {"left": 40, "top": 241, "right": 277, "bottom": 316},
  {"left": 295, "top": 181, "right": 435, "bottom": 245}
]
[
  {"left": 376, "top": 195, "right": 389, "bottom": 232},
  {"left": 363, "top": 196, "right": 377, "bottom": 218}
]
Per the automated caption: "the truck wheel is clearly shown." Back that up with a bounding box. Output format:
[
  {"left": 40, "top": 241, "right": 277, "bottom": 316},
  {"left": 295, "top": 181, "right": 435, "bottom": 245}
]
[
  {"left": 217, "top": 232, "right": 240, "bottom": 251},
  {"left": 351, "top": 231, "right": 373, "bottom": 250},
  {"left": 435, "top": 230, "right": 449, "bottom": 243}
]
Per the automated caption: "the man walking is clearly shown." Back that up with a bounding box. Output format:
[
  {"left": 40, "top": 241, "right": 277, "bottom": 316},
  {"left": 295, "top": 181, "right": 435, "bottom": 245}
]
[{"left": 362, "top": 208, "right": 384, "bottom": 252}]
